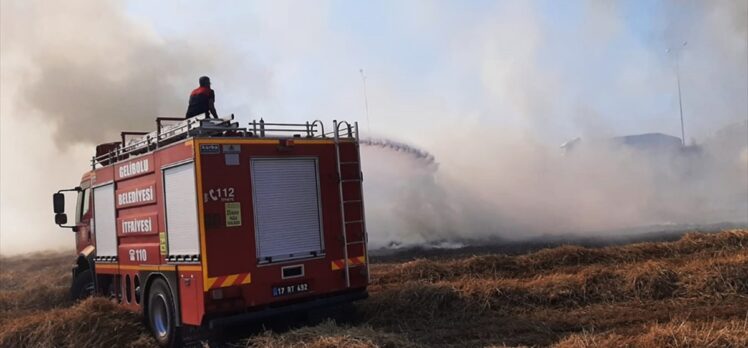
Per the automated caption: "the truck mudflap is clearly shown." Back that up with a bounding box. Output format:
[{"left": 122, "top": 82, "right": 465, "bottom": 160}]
[{"left": 207, "top": 289, "right": 368, "bottom": 329}]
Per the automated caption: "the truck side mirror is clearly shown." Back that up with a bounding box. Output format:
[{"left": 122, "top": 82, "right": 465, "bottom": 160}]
[
  {"left": 55, "top": 213, "right": 68, "bottom": 225},
  {"left": 53, "top": 193, "right": 65, "bottom": 213},
  {"left": 53, "top": 187, "right": 81, "bottom": 230}
]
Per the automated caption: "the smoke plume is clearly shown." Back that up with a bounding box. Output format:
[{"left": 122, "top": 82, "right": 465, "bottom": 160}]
[
  {"left": 362, "top": 125, "right": 748, "bottom": 248},
  {"left": 0, "top": 0, "right": 264, "bottom": 254},
  {"left": 1, "top": 1, "right": 746, "bottom": 254},
  {"left": 357, "top": 1, "right": 748, "bottom": 247},
  {"left": 0, "top": 1, "right": 259, "bottom": 147}
]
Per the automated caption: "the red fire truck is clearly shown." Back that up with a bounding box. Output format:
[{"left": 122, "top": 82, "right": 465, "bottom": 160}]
[{"left": 52, "top": 116, "right": 369, "bottom": 347}]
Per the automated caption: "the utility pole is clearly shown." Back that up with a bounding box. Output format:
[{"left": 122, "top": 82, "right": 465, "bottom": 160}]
[
  {"left": 675, "top": 57, "right": 686, "bottom": 147},
  {"left": 359, "top": 69, "right": 371, "bottom": 133},
  {"left": 667, "top": 41, "right": 688, "bottom": 146}
]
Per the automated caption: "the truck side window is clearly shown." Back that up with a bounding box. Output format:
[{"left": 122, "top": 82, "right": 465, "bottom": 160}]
[
  {"left": 82, "top": 188, "right": 91, "bottom": 217},
  {"left": 76, "top": 188, "right": 91, "bottom": 224}
]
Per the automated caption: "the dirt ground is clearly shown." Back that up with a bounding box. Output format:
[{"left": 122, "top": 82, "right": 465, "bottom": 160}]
[{"left": 1, "top": 230, "right": 746, "bottom": 347}]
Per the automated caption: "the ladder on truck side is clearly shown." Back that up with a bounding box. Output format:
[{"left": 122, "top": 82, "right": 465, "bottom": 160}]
[{"left": 333, "top": 120, "right": 370, "bottom": 287}]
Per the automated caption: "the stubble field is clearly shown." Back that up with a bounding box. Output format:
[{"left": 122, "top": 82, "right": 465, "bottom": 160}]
[{"left": 1, "top": 229, "right": 746, "bottom": 347}]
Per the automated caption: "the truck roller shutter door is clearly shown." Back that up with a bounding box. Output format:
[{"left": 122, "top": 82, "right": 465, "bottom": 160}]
[
  {"left": 93, "top": 183, "right": 117, "bottom": 257},
  {"left": 251, "top": 158, "right": 324, "bottom": 263},
  {"left": 164, "top": 162, "right": 200, "bottom": 257}
]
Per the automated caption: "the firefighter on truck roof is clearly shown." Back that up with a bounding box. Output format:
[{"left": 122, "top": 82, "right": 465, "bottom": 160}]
[{"left": 186, "top": 75, "right": 219, "bottom": 119}]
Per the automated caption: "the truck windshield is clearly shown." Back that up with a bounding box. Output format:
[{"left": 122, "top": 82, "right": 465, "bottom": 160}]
[{"left": 75, "top": 188, "right": 91, "bottom": 224}]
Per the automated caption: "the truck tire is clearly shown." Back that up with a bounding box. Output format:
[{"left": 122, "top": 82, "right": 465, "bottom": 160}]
[
  {"left": 147, "top": 278, "right": 181, "bottom": 348},
  {"left": 70, "top": 269, "right": 95, "bottom": 300}
]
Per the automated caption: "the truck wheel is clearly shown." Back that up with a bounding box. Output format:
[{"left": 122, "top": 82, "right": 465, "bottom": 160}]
[
  {"left": 147, "top": 278, "right": 181, "bottom": 348},
  {"left": 70, "top": 269, "right": 95, "bottom": 300}
]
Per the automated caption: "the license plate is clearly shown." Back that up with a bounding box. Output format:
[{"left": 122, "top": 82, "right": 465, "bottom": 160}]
[{"left": 272, "top": 283, "right": 310, "bottom": 297}]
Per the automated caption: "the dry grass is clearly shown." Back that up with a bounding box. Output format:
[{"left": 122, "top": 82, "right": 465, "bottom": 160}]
[
  {"left": 0, "top": 230, "right": 746, "bottom": 347},
  {"left": 0, "top": 252, "right": 155, "bottom": 347},
  {"left": 360, "top": 230, "right": 748, "bottom": 347},
  {"left": 243, "top": 320, "right": 419, "bottom": 348},
  {"left": 554, "top": 318, "right": 748, "bottom": 348},
  {"left": 373, "top": 230, "right": 748, "bottom": 285},
  {"left": 0, "top": 298, "right": 153, "bottom": 347},
  {"left": 0, "top": 252, "right": 72, "bottom": 323}
]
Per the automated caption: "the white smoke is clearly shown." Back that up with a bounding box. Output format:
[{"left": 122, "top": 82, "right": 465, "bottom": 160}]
[
  {"left": 363, "top": 124, "right": 747, "bottom": 249},
  {"left": 356, "top": 1, "right": 747, "bottom": 247},
  {"left": 1, "top": 1, "right": 746, "bottom": 255},
  {"left": 0, "top": 0, "right": 267, "bottom": 254}
]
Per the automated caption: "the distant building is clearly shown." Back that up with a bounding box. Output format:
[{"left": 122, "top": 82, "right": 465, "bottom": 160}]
[
  {"left": 612, "top": 133, "right": 683, "bottom": 152},
  {"left": 561, "top": 133, "right": 688, "bottom": 155}
]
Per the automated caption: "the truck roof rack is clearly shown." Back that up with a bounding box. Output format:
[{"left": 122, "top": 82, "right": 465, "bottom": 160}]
[{"left": 91, "top": 115, "right": 358, "bottom": 169}]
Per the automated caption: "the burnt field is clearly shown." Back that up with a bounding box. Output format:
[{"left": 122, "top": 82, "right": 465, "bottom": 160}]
[{"left": 1, "top": 230, "right": 747, "bottom": 347}]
